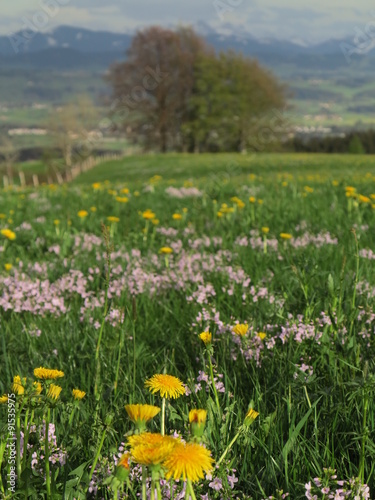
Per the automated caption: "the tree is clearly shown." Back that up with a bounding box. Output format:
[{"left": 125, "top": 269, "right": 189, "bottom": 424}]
[
  {"left": 106, "top": 26, "right": 210, "bottom": 152},
  {"left": 348, "top": 135, "right": 365, "bottom": 154},
  {"left": 48, "top": 95, "right": 98, "bottom": 169},
  {"left": 185, "top": 51, "right": 287, "bottom": 152},
  {"left": 106, "top": 26, "right": 287, "bottom": 153}
]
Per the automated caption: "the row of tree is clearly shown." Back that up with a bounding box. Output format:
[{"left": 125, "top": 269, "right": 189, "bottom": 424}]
[
  {"left": 106, "top": 26, "right": 287, "bottom": 153},
  {"left": 286, "top": 131, "right": 375, "bottom": 154}
]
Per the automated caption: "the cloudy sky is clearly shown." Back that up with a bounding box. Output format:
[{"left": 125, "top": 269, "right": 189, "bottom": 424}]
[{"left": 1, "top": 0, "right": 374, "bottom": 43}]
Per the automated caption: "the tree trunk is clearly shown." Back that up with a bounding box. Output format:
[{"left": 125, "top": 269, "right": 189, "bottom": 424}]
[{"left": 64, "top": 144, "right": 72, "bottom": 167}]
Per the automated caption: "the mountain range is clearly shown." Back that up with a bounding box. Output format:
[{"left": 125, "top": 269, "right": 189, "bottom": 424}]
[{"left": 0, "top": 25, "right": 372, "bottom": 70}]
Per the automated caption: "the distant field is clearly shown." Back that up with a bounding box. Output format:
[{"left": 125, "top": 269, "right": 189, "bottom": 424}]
[
  {"left": 74, "top": 152, "right": 375, "bottom": 185},
  {"left": 1, "top": 66, "right": 375, "bottom": 130}
]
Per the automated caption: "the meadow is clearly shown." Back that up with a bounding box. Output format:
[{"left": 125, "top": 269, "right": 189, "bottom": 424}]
[{"left": 1, "top": 153, "right": 375, "bottom": 499}]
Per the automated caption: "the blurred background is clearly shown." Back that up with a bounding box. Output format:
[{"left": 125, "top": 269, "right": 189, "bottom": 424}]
[{"left": 0, "top": 0, "right": 374, "bottom": 184}]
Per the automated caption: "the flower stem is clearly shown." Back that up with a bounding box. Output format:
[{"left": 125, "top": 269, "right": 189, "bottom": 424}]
[
  {"left": 161, "top": 398, "right": 166, "bottom": 436},
  {"left": 186, "top": 479, "right": 198, "bottom": 500},
  {"left": 359, "top": 375, "right": 369, "bottom": 483},
  {"left": 141, "top": 466, "right": 147, "bottom": 500},
  {"left": 114, "top": 320, "right": 125, "bottom": 395},
  {"left": 45, "top": 408, "right": 51, "bottom": 499},
  {"left": 88, "top": 427, "right": 107, "bottom": 486},
  {"left": 150, "top": 479, "right": 155, "bottom": 500},
  {"left": 22, "top": 408, "right": 32, "bottom": 471},
  {"left": 94, "top": 227, "right": 111, "bottom": 398},
  {"left": 156, "top": 480, "right": 162, "bottom": 500},
  {"left": 208, "top": 353, "right": 220, "bottom": 413},
  {"left": 217, "top": 428, "right": 242, "bottom": 466}
]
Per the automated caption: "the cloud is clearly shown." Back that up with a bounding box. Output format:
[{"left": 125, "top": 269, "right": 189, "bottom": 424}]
[{"left": 0, "top": 0, "right": 374, "bottom": 41}]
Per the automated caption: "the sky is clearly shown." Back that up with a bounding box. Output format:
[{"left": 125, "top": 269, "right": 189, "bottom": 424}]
[{"left": 1, "top": 0, "right": 374, "bottom": 43}]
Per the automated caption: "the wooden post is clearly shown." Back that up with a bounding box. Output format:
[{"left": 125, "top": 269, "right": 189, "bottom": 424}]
[
  {"left": 56, "top": 172, "right": 64, "bottom": 185},
  {"left": 3, "top": 175, "right": 9, "bottom": 188},
  {"left": 32, "top": 174, "right": 39, "bottom": 187},
  {"left": 19, "top": 171, "right": 26, "bottom": 187}
]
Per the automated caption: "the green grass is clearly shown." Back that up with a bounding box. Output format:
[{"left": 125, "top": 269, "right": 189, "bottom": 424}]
[
  {"left": 74, "top": 152, "right": 375, "bottom": 185},
  {"left": 1, "top": 153, "right": 375, "bottom": 499}
]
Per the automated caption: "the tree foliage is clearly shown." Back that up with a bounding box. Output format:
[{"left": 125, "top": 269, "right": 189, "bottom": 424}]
[{"left": 107, "top": 26, "right": 287, "bottom": 153}]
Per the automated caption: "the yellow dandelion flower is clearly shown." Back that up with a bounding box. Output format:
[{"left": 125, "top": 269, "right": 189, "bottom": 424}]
[
  {"left": 32, "top": 381, "right": 42, "bottom": 395},
  {"left": 34, "top": 367, "right": 64, "bottom": 380},
  {"left": 232, "top": 324, "right": 248, "bottom": 336},
  {"left": 370, "top": 194, "right": 375, "bottom": 200},
  {"left": 121, "top": 188, "right": 130, "bottom": 194},
  {"left": 359, "top": 195, "right": 370, "bottom": 203},
  {"left": 77, "top": 210, "right": 88, "bottom": 218},
  {"left": 182, "top": 207, "right": 188, "bottom": 213},
  {"left": 151, "top": 219, "right": 160, "bottom": 225},
  {"left": 1, "top": 229, "right": 16, "bottom": 240},
  {"left": 125, "top": 404, "right": 160, "bottom": 424},
  {"left": 134, "top": 191, "right": 140, "bottom": 197},
  {"left": 72, "top": 389, "right": 86, "bottom": 400},
  {"left": 90, "top": 206, "right": 97, "bottom": 212},
  {"left": 199, "top": 332, "right": 212, "bottom": 345},
  {"left": 280, "top": 233, "right": 292, "bottom": 240},
  {"left": 345, "top": 186, "right": 356, "bottom": 192},
  {"left": 0, "top": 394, "right": 8, "bottom": 404},
  {"left": 92, "top": 182, "right": 101, "bottom": 190},
  {"left": 12, "top": 376, "right": 26, "bottom": 395},
  {"left": 304, "top": 186, "right": 314, "bottom": 193},
  {"left": 172, "top": 213, "right": 182, "bottom": 220},
  {"left": 249, "top": 196, "right": 256, "bottom": 203},
  {"left": 257, "top": 332, "right": 266, "bottom": 340},
  {"left": 159, "top": 247, "right": 173, "bottom": 254},
  {"left": 145, "top": 374, "right": 185, "bottom": 399},
  {"left": 0, "top": 214, "right": 6, "bottom": 219},
  {"left": 47, "top": 384, "right": 62, "bottom": 400},
  {"left": 332, "top": 180, "right": 339, "bottom": 186},
  {"left": 116, "top": 196, "right": 129, "bottom": 203},
  {"left": 217, "top": 211, "right": 223, "bottom": 217},
  {"left": 261, "top": 227, "right": 269, "bottom": 234},
  {"left": 108, "top": 189, "right": 117, "bottom": 196},
  {"left": 107, "top": 216, "right": 120, "bottom": 223},
  {"left": 142, "top": 209, "right": 155, "bottom": 220},
  {"left": 244, "top": 408, "right": 259, "bottom": 426},
  {"left": 189, "top": 409, "right": 207, "bottom": 424},
  {"left": 128, "top": 433, "right": 177, "bottom": 466},
  {"left": 54, "top": 219, "right": 60, "bottom": 226},
  {"left": 164, "top": 442, "right": 214, "bottom": 482},
  {"left": 4, "top": 263, "right": 12, "bottom": 271}
]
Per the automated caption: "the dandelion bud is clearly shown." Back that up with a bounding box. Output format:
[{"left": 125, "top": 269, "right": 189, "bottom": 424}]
[
  {"left": 115, "top": 453, "right": 130, "bottom": 482},
  {"left": 243, "top": 408, "right": 259, "bottom": 427},
  {"left": 189, "top": 409, "right": 207, "bottom": 438}
]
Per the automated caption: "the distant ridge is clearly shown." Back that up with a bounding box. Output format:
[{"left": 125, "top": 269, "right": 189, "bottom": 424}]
[{"left": 0, "top": 25, "right": 373, "bottom": 70}]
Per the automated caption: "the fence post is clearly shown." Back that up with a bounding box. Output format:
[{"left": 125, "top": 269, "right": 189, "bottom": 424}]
[
  {"left": 32, "top": 174, "right": 39, "bottom": 187},
  {"left": 19, "top": 171, "right": 26, "bottom": 187},
  {"left": 56, "top": 172, "right": 64, "bottom": 185}
]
